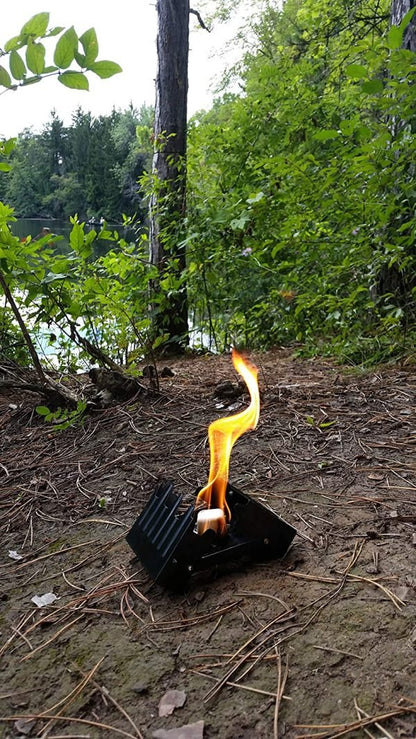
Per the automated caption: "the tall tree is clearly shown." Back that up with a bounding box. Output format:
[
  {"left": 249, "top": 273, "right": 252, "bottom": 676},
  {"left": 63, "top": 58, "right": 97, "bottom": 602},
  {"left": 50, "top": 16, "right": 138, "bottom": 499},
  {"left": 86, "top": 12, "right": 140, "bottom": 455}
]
[
  {"left": 391, "top": 0, "right": 416, "bottom": 48},
  {"left": 68, "top": 108, "right": 92, "bottom": 193},
  {"left": 42, "top": 110, "right": 68, "bottom": 177},
  {"left": 6, "top": 130, "right": 50, "bottom": 216},
  {"left": 149, "top": 0, "right": 190, "bottom": 351},
  {"left": 86, "top": 113, "right": 118, "bottom": 218},
  {"left": 112, "top": 105, "right": 152, "bottom": 218}
]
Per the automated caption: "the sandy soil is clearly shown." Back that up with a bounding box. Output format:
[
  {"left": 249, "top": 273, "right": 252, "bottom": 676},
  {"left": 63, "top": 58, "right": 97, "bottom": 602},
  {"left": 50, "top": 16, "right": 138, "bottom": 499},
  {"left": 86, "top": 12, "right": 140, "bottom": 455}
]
[{"left": 1, "top": 349, "right": 416, "bottom": 738}]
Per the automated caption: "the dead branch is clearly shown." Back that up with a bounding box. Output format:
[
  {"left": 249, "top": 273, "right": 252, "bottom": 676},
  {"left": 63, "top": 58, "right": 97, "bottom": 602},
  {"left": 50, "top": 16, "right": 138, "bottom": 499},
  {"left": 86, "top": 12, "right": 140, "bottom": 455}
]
[
  {"left": 0, "top": 378, "right": 79, "bottom": 409},
  {"left": 68, "top": 320, "right": 121, "bottom": 372},
  {"left": 0, "top": 270, "right": 47, "bottom": 383},
  {"left": 190, "top": 8, "right": 211, "bottom": 31}
]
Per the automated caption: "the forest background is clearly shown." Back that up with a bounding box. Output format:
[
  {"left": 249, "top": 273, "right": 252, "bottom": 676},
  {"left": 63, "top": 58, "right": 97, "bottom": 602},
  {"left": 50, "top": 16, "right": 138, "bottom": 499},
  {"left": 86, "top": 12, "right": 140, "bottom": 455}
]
[{"left": 1, "top": 0, "right": 415, "bottom": 389}]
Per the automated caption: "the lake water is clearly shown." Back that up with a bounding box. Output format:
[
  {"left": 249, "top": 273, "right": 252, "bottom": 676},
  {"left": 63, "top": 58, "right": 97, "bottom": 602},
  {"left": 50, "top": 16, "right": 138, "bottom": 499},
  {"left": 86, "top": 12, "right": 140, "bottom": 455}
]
[
  {"left": 12, "top": 218, "right": 72, "bottom": 243},
  {"left": 7, "top": 219, "right": 214, "bottom": 366},
  {"left": 11, "top": 218, "right": 137, "bottom": 253}
]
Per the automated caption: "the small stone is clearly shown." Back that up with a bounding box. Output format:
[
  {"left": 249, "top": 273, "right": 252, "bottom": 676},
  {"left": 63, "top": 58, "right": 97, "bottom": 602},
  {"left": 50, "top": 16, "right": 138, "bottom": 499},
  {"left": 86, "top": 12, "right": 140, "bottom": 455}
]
[
  {"left": 142, "top": 365, "right": 157, "bottom": 378},
  {"left": 14, "top": 718, "right": 36, "bottom": 735},
  {"left": 213, "top": 379, "right": 244, "bottom": 400},
  {"left": 152, "top": 720, "right": 204, "bottom": 739},
  {"left": 158, "top": 689, "right": 187, "bottom": 717}
]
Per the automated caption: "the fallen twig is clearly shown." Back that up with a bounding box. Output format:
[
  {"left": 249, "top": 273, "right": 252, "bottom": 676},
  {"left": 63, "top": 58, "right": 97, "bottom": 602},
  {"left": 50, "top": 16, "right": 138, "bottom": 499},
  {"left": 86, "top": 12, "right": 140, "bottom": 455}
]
[
  {"left": 274, "top": 649, "right": 289, "bottom": 739},
  {"left": 0, "top": 714, "right": 139, "bottom": 738},
  {"left": 293, "top": 701, "right": 416, "bottom": 738}
]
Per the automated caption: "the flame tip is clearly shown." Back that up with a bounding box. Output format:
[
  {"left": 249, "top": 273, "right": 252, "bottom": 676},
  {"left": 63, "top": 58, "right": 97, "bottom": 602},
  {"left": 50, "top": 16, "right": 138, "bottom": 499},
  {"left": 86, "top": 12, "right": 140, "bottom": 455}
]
[{"left": 197, "top": 350, "right": 260, "bottom": 520}]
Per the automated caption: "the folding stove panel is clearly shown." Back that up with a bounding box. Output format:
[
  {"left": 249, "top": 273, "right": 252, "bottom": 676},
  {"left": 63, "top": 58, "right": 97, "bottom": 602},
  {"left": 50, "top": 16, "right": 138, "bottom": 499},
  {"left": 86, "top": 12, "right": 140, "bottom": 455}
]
[{"left": 126, "top": 481, "right": 297, "bottom": 588}]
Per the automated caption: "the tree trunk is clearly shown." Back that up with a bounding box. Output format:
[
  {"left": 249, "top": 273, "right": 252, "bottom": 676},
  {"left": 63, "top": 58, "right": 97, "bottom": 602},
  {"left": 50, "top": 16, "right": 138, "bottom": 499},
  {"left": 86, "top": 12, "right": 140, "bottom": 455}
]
[
  {"left": 391, "top": 0, "right": 416, "bottom": 49},
  {"left": 149, "top": 0, "right": 190, "bottom": 352}
]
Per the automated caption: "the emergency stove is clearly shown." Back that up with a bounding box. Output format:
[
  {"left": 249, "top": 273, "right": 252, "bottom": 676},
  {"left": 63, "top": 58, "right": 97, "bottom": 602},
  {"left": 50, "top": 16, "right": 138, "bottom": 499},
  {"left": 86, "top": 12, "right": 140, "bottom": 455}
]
[{"left": 126, "top": 480, "right": 297, "bottom": 588}]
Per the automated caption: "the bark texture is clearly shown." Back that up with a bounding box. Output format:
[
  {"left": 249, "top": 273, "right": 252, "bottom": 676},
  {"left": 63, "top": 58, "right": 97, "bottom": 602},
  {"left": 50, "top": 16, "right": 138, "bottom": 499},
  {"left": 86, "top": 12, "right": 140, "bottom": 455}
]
[
  {"left": 391, "top": 0, "right": 416, "bottom": 50},
  {"left": 149, "top": 0, "right": 190, "bottom": 351}
]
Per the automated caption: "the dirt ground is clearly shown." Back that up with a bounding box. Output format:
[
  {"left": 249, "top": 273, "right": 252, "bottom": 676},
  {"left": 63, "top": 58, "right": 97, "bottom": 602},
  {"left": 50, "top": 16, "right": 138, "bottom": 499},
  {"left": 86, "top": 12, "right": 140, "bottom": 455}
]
[{"left": 1, "top": 349, "right": 416, "bottom": 739}]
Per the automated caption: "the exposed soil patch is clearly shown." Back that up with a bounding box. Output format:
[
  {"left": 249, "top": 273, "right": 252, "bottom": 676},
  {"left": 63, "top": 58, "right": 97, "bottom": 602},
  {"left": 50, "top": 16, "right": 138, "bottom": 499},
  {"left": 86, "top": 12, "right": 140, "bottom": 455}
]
[{"left": 1, "top": 349, "right": 416, "bottom": 738}]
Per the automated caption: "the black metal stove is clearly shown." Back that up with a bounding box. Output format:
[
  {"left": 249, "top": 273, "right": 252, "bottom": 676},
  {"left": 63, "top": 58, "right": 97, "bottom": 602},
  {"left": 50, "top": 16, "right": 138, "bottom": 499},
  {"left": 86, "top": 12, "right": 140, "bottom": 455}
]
[{"left": 126, "top": 481, "right": 296, "bottom": 588}]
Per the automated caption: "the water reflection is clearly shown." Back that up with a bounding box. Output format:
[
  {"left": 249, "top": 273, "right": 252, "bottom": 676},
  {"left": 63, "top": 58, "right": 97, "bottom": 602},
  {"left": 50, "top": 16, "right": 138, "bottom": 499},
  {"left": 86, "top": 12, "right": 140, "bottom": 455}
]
[{"left": 11, "top": 218, "right": 136, "bottom": 255}]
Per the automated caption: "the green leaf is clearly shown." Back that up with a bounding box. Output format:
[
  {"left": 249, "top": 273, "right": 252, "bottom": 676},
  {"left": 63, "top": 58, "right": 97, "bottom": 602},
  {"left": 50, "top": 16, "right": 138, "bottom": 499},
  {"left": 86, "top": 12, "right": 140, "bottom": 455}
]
[
  {"left": 42, "top": 272, "right": 69, "bottom": 283},
  {"left": 21, "top": 76, "right": 42, "bottom": 87},
  {"left": 80, "top": 28, "right": 99, "bottom": 66},
  {"left": 54, "top": 27, "right": 78, "bottom": 69},
  {"left": 230, "top": 214, "right": 250, "bottom": 230},
  {"left": 35, "top": 405, "right": 51, "bottom": 416},
  {"left": 319, "top": 420, "right": 337, "bottom": 429},
  {"left": 313, "top": 129, "right": 340, "bottom": 141},
  {"left": 247, "top": 191, "right": 265, "bottom": 204},
  {"left": 399, "top": 6, "right": 416, "bottom": 31},
  {"left": 2, "top": 138, "right": 16, "bottom": 156},
  {"left": 69, "top": 222, "right": 87, "bottom": 252},
  {"left": 26, "top": 42, "right": 46, "bottom": 75},
  {"left": 357, "top": 125, "right": 372, "bottom": 140},
  {"left": 9, "top": 50, "right": 26, "bottom": 80},
  {"left": 67, "top": 301, "right": 81, "bottom": 318},
  {"left": 58, "top": 71, "right": 89, "bottom": 90},
  {"left": 387, "top": 25, "right": 403, "bottom": 49},
  {"left": 48, "top": 26, "right": 65, "bottom": 37},
  {"left": 0, "top": 66, "right": 12, "bottom": 88},
  {"left": 339, "top": 119, "right": 355, "bottom": 135},
  {"left": 50, "top": 259, "right": 70, "bottom": 273},
  {"left": 152, "top": 333, "right": 170, "bottom": 350},
  {"left": 88, "top": 60, "right": 122, "bottom": 78},
  {"left": 74, "top": 51, "right": 87, "bottom": 68},
  {"left": 361, "top": 79, "right": 384, "bottom": 94},
  {"left": 21, "top": 13, "right": 50, "bottom": 38},
  {"left": 346, "top": 63, "right": 367, "bottom": 79},
  {"left": 4, "top": 36, "right": 21, "bottom": 52}
]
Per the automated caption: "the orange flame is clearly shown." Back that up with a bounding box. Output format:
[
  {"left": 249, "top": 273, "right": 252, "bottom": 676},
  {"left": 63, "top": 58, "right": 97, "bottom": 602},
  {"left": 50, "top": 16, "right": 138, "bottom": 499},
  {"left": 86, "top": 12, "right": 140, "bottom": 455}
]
[{"left": 196, "top": 349, "right": 260, "bottom": 526}]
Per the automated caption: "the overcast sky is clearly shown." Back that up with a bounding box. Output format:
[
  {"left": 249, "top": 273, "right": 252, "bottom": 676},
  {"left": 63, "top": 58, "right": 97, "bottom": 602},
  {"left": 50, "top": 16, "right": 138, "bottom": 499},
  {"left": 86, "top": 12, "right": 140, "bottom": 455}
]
[{"left": 1, "top": 1, "right": 242, "bottom": 138}]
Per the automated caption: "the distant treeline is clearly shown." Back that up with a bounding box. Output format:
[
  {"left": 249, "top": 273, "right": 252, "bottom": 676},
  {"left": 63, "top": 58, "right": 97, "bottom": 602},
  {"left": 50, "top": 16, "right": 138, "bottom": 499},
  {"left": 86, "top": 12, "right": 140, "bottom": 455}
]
[{"left": 0, "top": 104, "right": 153, "bottom": 222}]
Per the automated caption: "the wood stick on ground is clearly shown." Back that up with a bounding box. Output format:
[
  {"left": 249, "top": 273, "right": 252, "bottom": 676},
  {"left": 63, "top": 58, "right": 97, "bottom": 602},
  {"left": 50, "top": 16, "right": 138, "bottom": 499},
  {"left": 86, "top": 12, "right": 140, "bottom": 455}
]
[
  {"left": 38, "top": 657, "right": 105, "bottom": 734},
  {"left": 39, "top": 735, "right": 91, "bottom": 738},
  {"left": 274, "top": 649, "right": 289, "bottom": 739},
  {"left": 293, "top": 702, "right": 416, "bottom": 738},
  {"left": 206, "top": 579, "right": 349, "bottom": 702},
  {"left": 190, "top": 669, "right": 290, "bottom": 700},
  {"left": 354, "top": 698, "right": 395, "bottom": 739},
  {"left": 203, "top": 607, "right": 296, "bottom": 702},
  {"left": 20, "top": 615, "right": 84, "bottom": 662},
  {"left": 0, "top": 610, "right": 36, "bottom": 659},
  {"left": 70, "top": 667, "right": 144, "bottom": 739},
  {"left": 313, "top": 645, "right": 364, "bottom": 661},
  {"left": 0, "top": 714, "right": 139, "bottom": 739}
]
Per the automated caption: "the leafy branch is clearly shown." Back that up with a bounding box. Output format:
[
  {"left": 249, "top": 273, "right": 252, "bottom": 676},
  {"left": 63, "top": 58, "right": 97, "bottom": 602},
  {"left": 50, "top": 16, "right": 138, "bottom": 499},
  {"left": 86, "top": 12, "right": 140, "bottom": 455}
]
[{"left": 0, "top": 12, "right": 121, "bottom": 94}]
